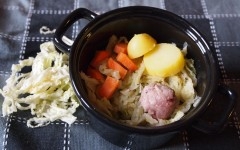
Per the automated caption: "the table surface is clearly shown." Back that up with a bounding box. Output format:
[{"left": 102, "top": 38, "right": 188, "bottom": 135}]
[{"left": 0, "top": 0, "right": 240, "bottom": 150}]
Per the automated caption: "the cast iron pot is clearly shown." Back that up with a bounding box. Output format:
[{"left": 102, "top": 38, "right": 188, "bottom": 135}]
[{"left": 54, "top": 6, "right": 237, "bottom": 150}]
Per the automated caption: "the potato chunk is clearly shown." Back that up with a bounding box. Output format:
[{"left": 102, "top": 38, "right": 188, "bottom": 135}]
[
  {"left": 143, "top": 43, "right": 185, "bottom": 77},
  {"left": 127, "top": 33, "right": 156, "bottom": 59}
]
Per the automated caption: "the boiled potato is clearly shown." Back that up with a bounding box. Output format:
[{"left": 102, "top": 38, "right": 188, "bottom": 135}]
[
  {"left": 127, "top": 33, "right": 156, "bottom": 59},
  {"left": 143, "top": 43, "right": 185, "bottom": 77}
]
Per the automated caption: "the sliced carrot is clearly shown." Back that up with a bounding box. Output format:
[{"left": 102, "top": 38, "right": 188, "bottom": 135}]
[
  {"left": 86, "top": 67, "right": 105, "bottom": 82},
  {"left": 90, "top": 50, "right": 111, "bottom": 68},
  {"left": 97, "top": 76, "right": 120, "bottom": 99},
  {"left": 114, "top": 43, "right": 128, "bottom": 54},
  {"left": 116, "top": 52, "right": 138, "bottom": 71},
  {"left": 107, "top": 58, "right": 127, "bottom": 79}
]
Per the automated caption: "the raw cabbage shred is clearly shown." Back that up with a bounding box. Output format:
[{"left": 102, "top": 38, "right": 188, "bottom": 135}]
[{"left": 0, "top": 42, "right": 79, "bottom": 128}]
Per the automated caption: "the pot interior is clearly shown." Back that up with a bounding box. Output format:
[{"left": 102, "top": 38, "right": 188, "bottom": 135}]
[{"left": 71, "top": 7, "right": 217, "bottom": 132}]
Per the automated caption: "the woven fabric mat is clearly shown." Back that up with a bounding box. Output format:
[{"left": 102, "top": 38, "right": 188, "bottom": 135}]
[{"left": 0, "top": 0, "right": 240, "bottom": 149}]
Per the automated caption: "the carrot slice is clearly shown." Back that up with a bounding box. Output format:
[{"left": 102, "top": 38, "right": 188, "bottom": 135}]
[
  {"left": 107, "top": 58, "right": 127, "bottom": 79},
  {"left": 114, "top": 43, "right": 128, "bottom": 54},
  {"left": 90, "top": 50, "right": 111, "bottom": 68},
  {"left": 116, "top": 52, "right": 138, "bottom": 71},
  {"left": 97, "top": 76, "right": 119, "bottom": 99},
  {"left": 86, "top": 67, "right": 105, "bottom": 82}
]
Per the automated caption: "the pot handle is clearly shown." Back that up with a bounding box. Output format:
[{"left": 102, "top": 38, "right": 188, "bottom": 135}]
[
  {"left": 192, "top": 84, "right": 237, "bottom": 134},
  {"left": 53, "top": 8, "right": 98, "bottom": 54}
]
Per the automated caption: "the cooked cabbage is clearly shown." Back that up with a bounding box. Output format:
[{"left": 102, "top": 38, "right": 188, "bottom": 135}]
[{"left": 81, "top": 40, "right": 199, "bottom": 126}]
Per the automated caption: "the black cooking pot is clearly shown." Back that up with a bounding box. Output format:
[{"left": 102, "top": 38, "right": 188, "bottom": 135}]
[{"left": 54, "top": 6, "right": 237, "bottom": 150}]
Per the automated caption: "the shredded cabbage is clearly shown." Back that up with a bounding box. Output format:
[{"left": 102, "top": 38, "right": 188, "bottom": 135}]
[{"left": 0, "top": 42, "right": 80, "bottom": 128}]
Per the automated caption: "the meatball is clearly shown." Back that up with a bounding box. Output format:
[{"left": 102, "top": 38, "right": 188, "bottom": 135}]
[{"left": 139, "top": 83, "right": 178, "bottom": 119}]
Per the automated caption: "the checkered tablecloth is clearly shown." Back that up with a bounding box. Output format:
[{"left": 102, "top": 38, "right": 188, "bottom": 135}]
[{"left": 0, "top": 0, "right": 240, "bottom": 149}]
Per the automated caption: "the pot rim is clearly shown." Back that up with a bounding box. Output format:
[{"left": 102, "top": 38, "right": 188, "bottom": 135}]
[{"left": 69, "top": 6, "right": 218, "bottom": 135}]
